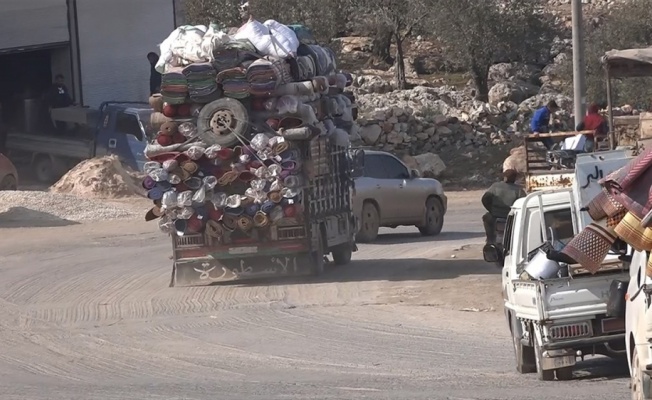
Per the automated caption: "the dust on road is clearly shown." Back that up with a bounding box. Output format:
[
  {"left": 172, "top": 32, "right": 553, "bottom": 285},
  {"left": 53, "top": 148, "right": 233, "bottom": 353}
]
[{"left": 0, "top": 191, "right": 629, "bottom": 399}]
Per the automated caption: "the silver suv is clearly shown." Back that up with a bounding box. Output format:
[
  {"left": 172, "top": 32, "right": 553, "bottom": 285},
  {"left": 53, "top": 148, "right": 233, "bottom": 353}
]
[{"left": 352, "top": 150, "right": 447, "bottom": 242}]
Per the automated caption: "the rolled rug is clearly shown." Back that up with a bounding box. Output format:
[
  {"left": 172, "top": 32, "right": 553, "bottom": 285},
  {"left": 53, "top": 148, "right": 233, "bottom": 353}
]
[
  {"left": 268, "top": 190, "right": 283, "bottom": 204},
  {"left": 184, "top": 177, "right": 203, "bottom": 190},
  {"left": 614, "top": 211, "right": 652, "bottom": 252},
  {"left": 237, "top": 215, "right": 254, "bottom": 232},
  {"left": 174, "top": 219, "right": 188, "bottom": 236},
  {"left": 253, "top": 210, "right": 270, "bottom": 227},
  {"left": 586, "top": 187, "right": 625, "bottom": 221},
  {"left": 142, "top": 176, "right": 156, "bottom": 190},
  {"left": 205, "top": 220, "right": 224, "bottom": 239},
  {"left": 260, "top": 200, "right": 275, "bottom": 214},
  {"left": 147, "top": 186, "right": 164, "bottom": 201},
  {"left": 155, "top": 181, "right": 172, "bottom": 191},
  {"left": 221, "top": 214, "right": 238, "bottom": 232},
  {"left": 561, "top": 219, "right": 618, "bottom": 273},
  {"left": 145, "top": 205, "right": 163, "bottom": 221},
  {"left": 180, "top": 160, "right": 199, "bottom": 174}
]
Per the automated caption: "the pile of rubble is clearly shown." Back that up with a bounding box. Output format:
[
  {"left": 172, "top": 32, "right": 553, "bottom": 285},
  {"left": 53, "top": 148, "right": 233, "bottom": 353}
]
[{"left": 349, "top": 84, "right": 574, "bottom": 155}]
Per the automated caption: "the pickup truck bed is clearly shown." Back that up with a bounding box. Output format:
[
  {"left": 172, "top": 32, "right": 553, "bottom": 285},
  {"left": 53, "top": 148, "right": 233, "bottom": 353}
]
[
  {"left": 511, "top": 269, "right": 628, "bottom": 321},
  {"left": 7, "top": 133, "right": 94, "bottom": 160}
]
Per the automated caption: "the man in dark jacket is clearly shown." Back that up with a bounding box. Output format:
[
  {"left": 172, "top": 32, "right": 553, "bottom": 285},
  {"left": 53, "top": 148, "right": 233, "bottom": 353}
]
[
  {"left": 147, "top": 52, "right": 162, "bottom": 95},
  {"left": 482, "top": 169, "right": 526, "bottom": 244}
]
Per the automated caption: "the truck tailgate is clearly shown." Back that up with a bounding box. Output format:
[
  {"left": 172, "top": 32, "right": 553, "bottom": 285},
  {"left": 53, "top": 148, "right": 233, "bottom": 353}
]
[
  {"left": 542, "top": 274, "right": 627, "bottom": 320},
  {"left": 512, "top": 273, "right": 628, "bottom": 321}
]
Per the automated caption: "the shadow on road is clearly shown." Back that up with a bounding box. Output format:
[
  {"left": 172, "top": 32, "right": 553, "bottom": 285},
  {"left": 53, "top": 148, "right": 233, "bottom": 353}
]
[
  {"left": 367, "top": 231, "right": 485, "bottom": 245},
  {"left": 573, "top": 356, "right": 630, "bottom": 381},
  {"left": 219, "top": 255, "right": 499, "bottom": 289},
  {"left": 0, "top": 207, "right": 80, "bottom": 228}
]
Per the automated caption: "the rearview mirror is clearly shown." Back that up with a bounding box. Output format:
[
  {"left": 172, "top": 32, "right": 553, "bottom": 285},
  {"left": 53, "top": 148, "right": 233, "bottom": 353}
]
[
  {"left": 410, "top": 169, "right": 420, "bottom": 179},
  {"left": 483, "top": 244, "right": 504, "bottom": 268},
  {"left": 351, "top": 149, "right": 365, "bottom": 178}
]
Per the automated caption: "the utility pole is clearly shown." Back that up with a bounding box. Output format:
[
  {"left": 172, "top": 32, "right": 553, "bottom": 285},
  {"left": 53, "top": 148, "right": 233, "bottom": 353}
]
[{"left": 572, "top": 0, "right": 586, "bottom": 127}]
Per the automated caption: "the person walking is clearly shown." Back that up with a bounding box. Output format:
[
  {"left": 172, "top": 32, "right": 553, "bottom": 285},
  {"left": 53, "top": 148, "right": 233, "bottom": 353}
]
[{"left": 481, "top": 169, "right": 526, "bottom": 244}]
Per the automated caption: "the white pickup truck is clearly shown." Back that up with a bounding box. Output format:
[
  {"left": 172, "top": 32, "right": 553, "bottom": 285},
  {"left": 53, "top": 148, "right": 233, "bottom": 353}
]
[{"left": 485, "top": 149, "right": 634, "bottom": 381}]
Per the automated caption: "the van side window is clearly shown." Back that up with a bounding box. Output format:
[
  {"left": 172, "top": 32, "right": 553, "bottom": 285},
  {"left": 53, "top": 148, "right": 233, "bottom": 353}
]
[{"left": 503, "top": 214, "right": 515, "bottom": 255}]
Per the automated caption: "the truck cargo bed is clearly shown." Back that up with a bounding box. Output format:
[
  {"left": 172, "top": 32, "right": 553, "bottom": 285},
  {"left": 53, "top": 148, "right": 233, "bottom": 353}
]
[{"left": 511, "top": 270, "right": 628, "bottom": 321}]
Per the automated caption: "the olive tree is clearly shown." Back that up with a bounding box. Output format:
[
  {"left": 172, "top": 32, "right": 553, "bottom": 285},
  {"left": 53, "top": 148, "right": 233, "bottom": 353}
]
[
  {"left": 428, "top": 0, "right": 556, "bottom": 101},
  {"left": 559, "top": 0, "right": 652, "bottom": 108},
  {"left": 347, "top": 0, "right": 431, "bottom": 89}
]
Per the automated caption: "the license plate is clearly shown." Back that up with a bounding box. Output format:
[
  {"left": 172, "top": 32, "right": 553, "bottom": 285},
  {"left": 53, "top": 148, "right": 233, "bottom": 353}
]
[
  {"left": 228, "top": 246, "right": 258, "bottom": 255},
  {"left": 541, "top": 354, "right": 575, "bottom": 370}
]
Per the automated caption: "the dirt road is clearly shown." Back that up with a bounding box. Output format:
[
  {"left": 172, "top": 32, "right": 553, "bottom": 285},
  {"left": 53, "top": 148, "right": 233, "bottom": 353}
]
[{"left": 0, "top": 191, "right": 629, "bottom": 399}]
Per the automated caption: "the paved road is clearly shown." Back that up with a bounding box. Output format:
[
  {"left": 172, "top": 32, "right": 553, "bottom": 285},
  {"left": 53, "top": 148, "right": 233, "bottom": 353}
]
[{"left": 0, "top": 192, "right": 630, "bottom": 399}]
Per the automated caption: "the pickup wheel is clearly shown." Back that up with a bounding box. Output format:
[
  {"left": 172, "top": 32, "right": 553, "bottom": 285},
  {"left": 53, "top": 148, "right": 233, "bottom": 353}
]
[
  {"left": 0, "top": 175, "right": 17, "bottom": 190},
  {"left": 418, "top": 196, "right": 444, "bottom": 236},
  {"left": 34, "top": 157, "right": 55, "bottom": 183},
  {"left": 331, "top": 243, "right": 352, "bottom": 266},
  {"left": 197, "top": 98, "right": 249, "bottom": 147},
  {"left": 511, "top": 315, "right": 536, "bottom": 373},
  {"left": 534, "top": 338, "right": 555, "bottom": 381},
  {"left": 356, "top": 202, "right": 379, "bottom": 243}
]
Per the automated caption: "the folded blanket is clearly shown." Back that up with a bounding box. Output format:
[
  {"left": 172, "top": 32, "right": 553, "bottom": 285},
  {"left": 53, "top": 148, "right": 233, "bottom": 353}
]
[
  {"left": 212, "top": 39, "right": 259, "bottom": 72},
  {"left": 297, "top": 45, "right": 337, "bottom": 76}
]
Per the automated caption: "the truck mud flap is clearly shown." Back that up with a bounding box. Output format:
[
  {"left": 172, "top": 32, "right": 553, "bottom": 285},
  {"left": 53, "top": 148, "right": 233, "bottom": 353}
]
[{"left": 171, "top": 253, "right": 313, "bottom": 287}]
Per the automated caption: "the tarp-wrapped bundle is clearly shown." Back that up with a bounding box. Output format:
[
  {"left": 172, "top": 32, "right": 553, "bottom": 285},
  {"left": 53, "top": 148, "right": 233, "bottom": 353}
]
[
  {"left": 557, "top": 147, "right": 652, "bottom": 274},
  {"left": 142, "top": 20, "right": 357, "bottom": 246}
]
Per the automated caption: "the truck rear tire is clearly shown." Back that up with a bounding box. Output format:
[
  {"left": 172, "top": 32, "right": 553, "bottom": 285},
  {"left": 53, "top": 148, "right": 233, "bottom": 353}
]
[
  {"left": 331, "top": 243, "right": 352, "bottom": 266},
  {"left": 534, "top": 338, "right": 555, "bottom": 381},
  {"left": 511, "top": 315, "right": 536, "bottom": 374}
]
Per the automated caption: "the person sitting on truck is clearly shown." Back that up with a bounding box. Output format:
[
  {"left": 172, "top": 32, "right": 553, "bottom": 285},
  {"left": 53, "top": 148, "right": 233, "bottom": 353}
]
[
  {"left": 575, "top": 103, "right": 608, "bottom": 151},
  {"left": 530, "top": 100, "right": 559, "bottom": 150},
  {"left": 47, "top": 74, "right": 75, "bottom": 134},
  {"left": 481, "top": 169, "right": 526, "bottom": 244}
]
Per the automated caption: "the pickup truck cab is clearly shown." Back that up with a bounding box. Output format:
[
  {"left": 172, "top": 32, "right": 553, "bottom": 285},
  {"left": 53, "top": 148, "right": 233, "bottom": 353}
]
[
  {"left": 6, "top": 101, "right": 153, "bottom": 182},
  {"left": 485, "top": 143, "right": 634, "bottom": 381}
]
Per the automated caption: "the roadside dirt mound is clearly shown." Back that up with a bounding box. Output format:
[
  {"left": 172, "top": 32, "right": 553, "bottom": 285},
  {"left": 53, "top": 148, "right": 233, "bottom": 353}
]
[{"left": 50, "top": 155, "right": 145, "bottom": 199}]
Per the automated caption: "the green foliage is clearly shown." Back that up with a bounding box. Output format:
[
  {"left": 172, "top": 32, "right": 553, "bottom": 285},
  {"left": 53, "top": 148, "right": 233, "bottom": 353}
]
[
  {"left": 560, "top": 0, "right": 652, "bottom": 107},
  {"left": 428, "top": 0, "right": 556, "bottom": 100}
]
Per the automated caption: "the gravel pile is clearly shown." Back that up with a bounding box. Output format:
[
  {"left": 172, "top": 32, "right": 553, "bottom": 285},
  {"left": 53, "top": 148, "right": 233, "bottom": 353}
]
[
  {"left": 0, "top": 191, "right": 140, "bottom": 223},
  {"left": 50, "top": 155, "right": 145, "bottom": 199}
]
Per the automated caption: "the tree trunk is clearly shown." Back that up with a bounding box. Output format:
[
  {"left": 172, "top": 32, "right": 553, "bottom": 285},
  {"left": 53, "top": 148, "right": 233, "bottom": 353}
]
[
  {"left": 372, "top": 26, "right": 393, "bottom": 64},
  {"left": 471, "top": 65, "right": 489, "bottom": 102},
  {"left": 394, "top": 33, "right": 407, "bottom": 90}
]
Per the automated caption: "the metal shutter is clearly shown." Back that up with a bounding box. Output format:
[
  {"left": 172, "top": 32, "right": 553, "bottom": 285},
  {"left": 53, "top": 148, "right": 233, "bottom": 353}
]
[
  {"left": 0, "top": 0, "right": 69, "bottom": 50},
  {"left": 76, "top": 0, "right": 174, "bottom": 107}
]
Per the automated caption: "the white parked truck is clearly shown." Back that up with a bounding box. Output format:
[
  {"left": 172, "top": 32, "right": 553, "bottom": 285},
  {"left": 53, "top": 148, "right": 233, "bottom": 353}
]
[{"left": 485, "top": 139, "right": 634, "bottom": 380}]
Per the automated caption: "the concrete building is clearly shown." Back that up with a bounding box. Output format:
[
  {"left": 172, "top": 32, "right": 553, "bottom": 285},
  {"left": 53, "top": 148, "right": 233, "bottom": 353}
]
[{"left": 0, "top": 0, "right": 177, "bottom": 116}]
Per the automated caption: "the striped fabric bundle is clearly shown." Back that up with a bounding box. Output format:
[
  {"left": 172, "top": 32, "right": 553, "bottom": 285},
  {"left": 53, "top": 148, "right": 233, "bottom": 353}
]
[{"left": 161, "top": 67, "right": 188, "bottom": 104}]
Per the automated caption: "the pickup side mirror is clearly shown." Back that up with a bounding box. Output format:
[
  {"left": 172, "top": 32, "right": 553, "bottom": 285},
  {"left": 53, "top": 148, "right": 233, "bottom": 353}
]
[
  {"left": 483, "top": 244, "right": 504, "bottom": 268},
  {"left": 410, "top": 169, "right": 421, "bottom": 179},
  {"left": 351, "top": 149, "right": 365, "bottom": 178}
]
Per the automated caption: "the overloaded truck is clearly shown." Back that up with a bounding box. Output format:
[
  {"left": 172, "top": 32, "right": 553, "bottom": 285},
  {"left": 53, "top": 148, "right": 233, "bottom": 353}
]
[
  {"left": 139, "top": 21, "right": 361, "bottom": 286},
  {"left": 485, "top": 132, "right": 635, "bottom": 380}
]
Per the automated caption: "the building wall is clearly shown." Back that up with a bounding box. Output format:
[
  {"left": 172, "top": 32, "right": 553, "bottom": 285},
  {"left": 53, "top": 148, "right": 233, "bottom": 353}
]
[
  {"left": 75, "top": 0, "right": 176, "bottom": 108},
  {"left": 0, "top": 0, "right": 69, "bottom": 50}
]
